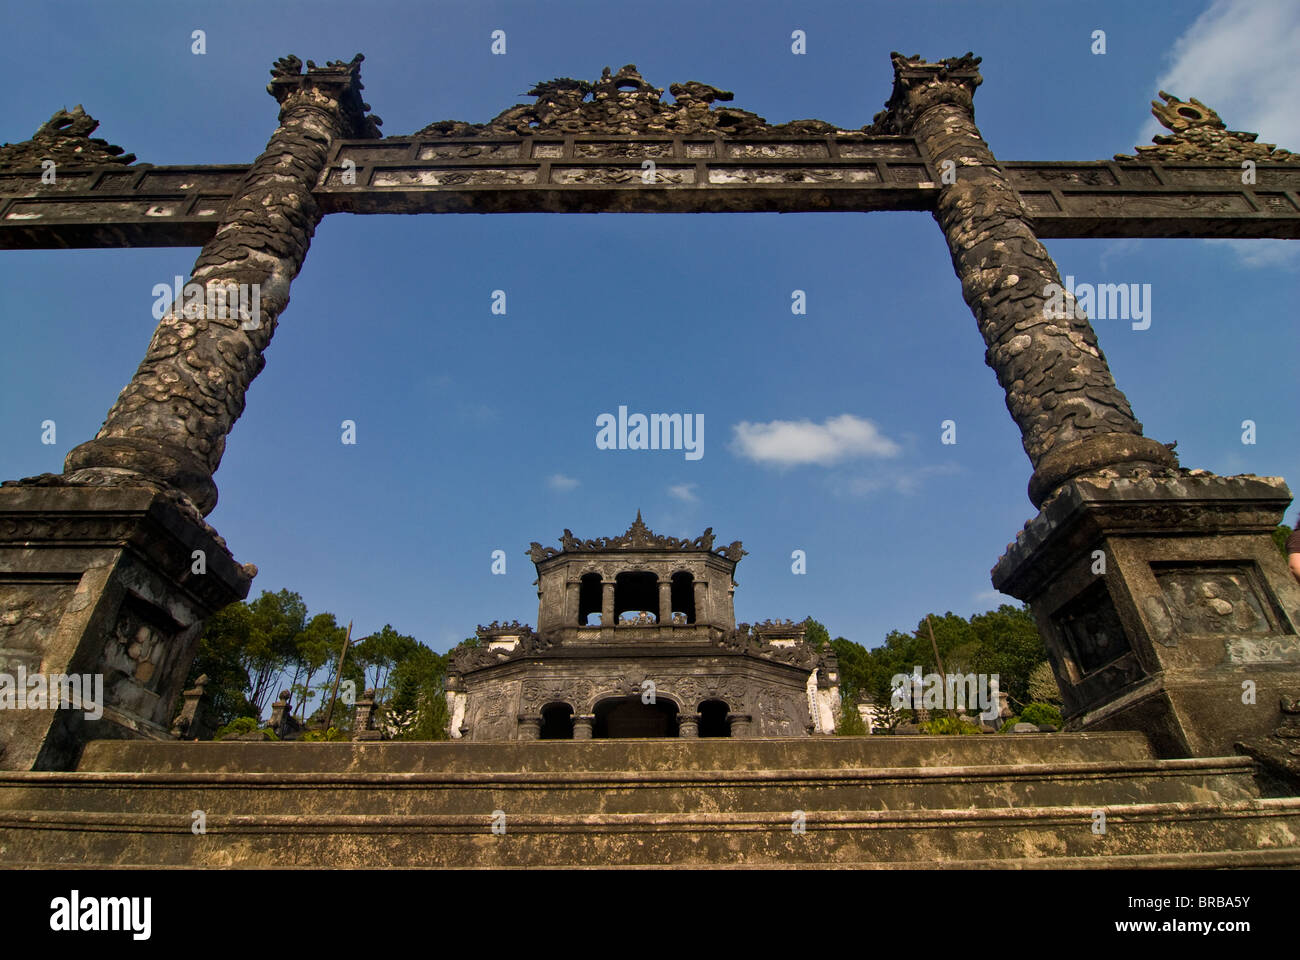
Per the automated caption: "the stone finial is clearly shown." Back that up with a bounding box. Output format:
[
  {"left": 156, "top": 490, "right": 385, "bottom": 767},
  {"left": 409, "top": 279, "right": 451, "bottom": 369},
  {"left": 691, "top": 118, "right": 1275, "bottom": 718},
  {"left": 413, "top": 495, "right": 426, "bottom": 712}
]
[
  {"left": 170, "top": 673, "right": 211, "bottom": 740},
  {"left": 870, "top": 51, "right": 984, "bottom": 135},
  {"left": 265, "top": 52, "right": 382, "bottom": 140}
]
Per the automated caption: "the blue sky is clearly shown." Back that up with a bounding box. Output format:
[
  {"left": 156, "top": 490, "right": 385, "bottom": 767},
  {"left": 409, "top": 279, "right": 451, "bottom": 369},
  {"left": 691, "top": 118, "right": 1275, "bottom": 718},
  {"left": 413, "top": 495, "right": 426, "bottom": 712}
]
[{"left": 2, "top": 0, "right": 1297, "bottom": 654}]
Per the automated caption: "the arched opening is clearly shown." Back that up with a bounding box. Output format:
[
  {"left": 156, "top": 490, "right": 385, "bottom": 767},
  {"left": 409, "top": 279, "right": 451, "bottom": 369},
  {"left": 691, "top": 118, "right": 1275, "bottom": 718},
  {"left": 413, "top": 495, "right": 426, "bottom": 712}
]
[
  {"left": 614, "top": 571, "right": 658, "bottom": 623},
  {"left": 670, "top": 571, "right": 696, "bottom": 623},
  {"left": 698, "top": 699, "right": 730, "bottom": 737},
  {"left": 578, "top": 573, "right": 603, "bottom": 625},
  {"left": 593, "top": 695, "right": 679, "bottom": 738},
  {"left": 539, "top": 702, "right": 574, "bottom": 739}
]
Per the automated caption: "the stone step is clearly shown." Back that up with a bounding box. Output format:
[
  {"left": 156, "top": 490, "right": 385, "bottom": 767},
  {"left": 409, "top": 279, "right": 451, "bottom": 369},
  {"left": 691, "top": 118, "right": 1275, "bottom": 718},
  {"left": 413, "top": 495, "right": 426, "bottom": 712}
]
[
  {"left": 0, "top": 756, "right": 1263, "bottom": 817},
  {"left": 74, "top": 731, "right": 1158, "bottom": 774},
  {"left": 2, "top": 797, "right": 1297, "bottom": 868}
]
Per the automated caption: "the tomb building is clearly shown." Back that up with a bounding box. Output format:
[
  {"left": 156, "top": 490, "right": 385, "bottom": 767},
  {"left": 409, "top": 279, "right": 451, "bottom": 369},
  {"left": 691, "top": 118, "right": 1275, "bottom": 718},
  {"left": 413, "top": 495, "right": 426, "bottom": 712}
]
[{"left": 445, "top": 513, "right": 841, "bottom": 739}]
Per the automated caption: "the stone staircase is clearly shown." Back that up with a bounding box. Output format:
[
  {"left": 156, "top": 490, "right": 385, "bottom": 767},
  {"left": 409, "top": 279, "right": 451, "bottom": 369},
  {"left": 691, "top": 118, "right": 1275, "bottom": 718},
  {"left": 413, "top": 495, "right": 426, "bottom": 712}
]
[{"left": 1, "top": 732, "right": 1298, "bottom": 867}]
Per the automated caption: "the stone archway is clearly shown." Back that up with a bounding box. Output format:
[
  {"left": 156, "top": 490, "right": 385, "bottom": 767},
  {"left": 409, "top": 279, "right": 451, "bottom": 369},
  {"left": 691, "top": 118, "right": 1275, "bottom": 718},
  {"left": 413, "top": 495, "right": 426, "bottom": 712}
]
[
  {"left": 539, "top": 702, "right": 575, "bottom": 739},
  {"left": 593, "top": 695, "right": 679, "bottom": 738},
  {"left": 698, "top": 699, "right": 730, "bottom": 737}
]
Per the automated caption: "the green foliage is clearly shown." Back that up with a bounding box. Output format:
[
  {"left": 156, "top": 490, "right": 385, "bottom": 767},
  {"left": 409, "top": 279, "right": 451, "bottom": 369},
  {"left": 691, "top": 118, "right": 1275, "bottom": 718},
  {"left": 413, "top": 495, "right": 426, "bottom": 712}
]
[
  {"left": 353, "top": 624, "right": 421, "bottom": 703},
  {"left": 829, "top": 636, "right": 871, "bottom": 704},
  {"left": 212, "top": 716, "right": 277, "bottom": 740},
  {"left": 1275, "top": 524, "right": 1293, "bottom": 557},
  {"left": 178, "top": 601, "right": 256, "bottom": 729},
  {"left": 835, "top": 701, "right": 867, "bottom": 736},
  {"left": 1026, "top": 661, "right": 1062, "bottom": 705},
  {"left": 920, "top": 715, "right": 981, "bottom": 735},
  {"left": 803, "top": 617, "right": 831, "bottom": 648},
  {"left": 1018, "top": 702, "right": 1063, "bottom": 729},
  {"left": 999, "top": 717, "right": 1019, "bottom": 734},
  {"left": 301, "top": 726, "right": 346, "bottom": 742},
  {"left": 389, "top": 644, "right": 451, "bottom": 741}
]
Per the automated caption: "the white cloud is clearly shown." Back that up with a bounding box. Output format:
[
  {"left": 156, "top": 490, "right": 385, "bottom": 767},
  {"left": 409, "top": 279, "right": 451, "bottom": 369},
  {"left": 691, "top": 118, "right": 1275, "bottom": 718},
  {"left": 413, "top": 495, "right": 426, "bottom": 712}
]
[
  {"left": 730, "top": 414, "right": 901, "bottom": 467},
  {"left": 1144, "top": 0, "right": 1300, "bottom": 271},
  {"left": 547, "top": 473, "right": 579, "bottom": 491},
  {"left": 667, "top": 483, "right": 698, "bottom": 502}
]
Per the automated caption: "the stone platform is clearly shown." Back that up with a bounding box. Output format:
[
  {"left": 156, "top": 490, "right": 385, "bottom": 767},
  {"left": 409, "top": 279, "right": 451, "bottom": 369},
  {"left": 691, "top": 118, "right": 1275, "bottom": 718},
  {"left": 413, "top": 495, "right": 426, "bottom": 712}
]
[{"left": 1, "top": 733, "right": 1297, "bottom": 868}]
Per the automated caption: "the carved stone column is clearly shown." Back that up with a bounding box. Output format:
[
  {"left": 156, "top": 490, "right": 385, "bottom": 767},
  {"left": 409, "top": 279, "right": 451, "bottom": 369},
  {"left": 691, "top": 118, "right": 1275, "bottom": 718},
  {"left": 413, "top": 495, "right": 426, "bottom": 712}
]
[
  {"left": 517, "top": 715, "right": 542, "bottom": 740},
  {"left": 601, "top": 581, "right": 615, "bottom": 628},
  {"left": 874, "top": 53, "right": 1175, "bottom": 508},
  {"left": 572, "top": 714, "right": 595, "bottom": 740},
  {"left": 726, "top": 713, "right": 753, "bottom": 738},
  {"left": 169, "top": 674, "right": 210, "bottom": 740},
  {"left": 677, "top": 713, "right": 701, "bottom": 738},
  {"left": 64, "top": 55, "right": 381, "bottom": 516},
  {"left": 658, "top": 578, "right": 672, "bottom": 625}
]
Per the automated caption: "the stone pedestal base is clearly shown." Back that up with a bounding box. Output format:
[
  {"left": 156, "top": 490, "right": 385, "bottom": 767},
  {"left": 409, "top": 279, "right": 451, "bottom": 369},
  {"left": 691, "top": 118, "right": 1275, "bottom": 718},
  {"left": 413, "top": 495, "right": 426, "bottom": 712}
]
[
  {"left": 0, "top": 477, "right": 252, "bottom": 769},
  {"left": 992, "top": 472, "right": 1300, "bottom": 758}
]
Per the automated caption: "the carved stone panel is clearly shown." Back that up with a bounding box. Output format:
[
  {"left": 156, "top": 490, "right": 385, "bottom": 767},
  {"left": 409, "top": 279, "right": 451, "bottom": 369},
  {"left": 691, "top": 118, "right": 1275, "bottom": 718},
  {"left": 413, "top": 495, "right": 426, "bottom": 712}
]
[{"left": 1154, "top": 564, "right": 1276, "bottom": 635}]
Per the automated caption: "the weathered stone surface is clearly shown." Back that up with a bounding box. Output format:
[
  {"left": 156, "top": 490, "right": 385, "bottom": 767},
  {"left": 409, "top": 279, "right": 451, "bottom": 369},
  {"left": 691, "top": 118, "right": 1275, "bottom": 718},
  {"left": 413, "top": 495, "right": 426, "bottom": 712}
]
[
  {"left": 1116, "top": 92, "right": 1298, "bottom": 164},
  {"left": 1, "top": 733, "right": 1296, "bottom": 867},
  {"left": 993, "top": 472, "right": 1300, "bottom": 758}
]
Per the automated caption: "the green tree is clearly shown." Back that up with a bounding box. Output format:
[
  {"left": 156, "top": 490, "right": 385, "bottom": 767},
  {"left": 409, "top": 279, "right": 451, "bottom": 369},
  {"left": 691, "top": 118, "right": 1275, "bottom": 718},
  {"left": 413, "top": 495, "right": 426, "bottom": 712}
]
[
  {"left": 179, "top": 601, "right": 255, "bottom": 730},
  {"left": 354, "top": 624, "right": 420, "bottom": 703},
  {"left": 242, "top": 589, "right": 308, "bottom": 716},
  {"left": 389, "top": 644, "right": 451, "bottom": 740},
  {"left": 1274, "top": 523, "right": 1293, "bottom": 557},
  {"left": 293, "top": 612, "right": 345, "bottom": 721}
]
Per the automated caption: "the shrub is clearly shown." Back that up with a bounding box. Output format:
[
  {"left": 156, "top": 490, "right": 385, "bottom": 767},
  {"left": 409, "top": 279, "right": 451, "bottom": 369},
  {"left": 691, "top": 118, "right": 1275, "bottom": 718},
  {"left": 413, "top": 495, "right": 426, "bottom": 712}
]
[
  {"left": 302, "top": 726, "right": 347, "bottom": 742},
  {"left": 1019, "top": 702, "right": 1063, "bottom": 729},
  {"left": 920, "top": 715, "right": 981, "bottom": 735},
  {"left": 213, "top": 716, "right": 277, "bottom": 740}
]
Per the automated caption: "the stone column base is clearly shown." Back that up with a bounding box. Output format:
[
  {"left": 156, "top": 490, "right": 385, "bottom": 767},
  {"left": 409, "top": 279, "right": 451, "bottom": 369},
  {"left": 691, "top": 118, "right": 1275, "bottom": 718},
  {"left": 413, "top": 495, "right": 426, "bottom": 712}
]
[
  {"left": 0, "top": 476, "right": 252, "bottom": 769},
  {"left": 572, "top": 714, "right": 595, "bottom": 740},
  {"left": 677, "top": 713, "right": 700, "bottom": 738},
  {"left": 992, "top": 471, "right": 1300, "bottom": 757}
]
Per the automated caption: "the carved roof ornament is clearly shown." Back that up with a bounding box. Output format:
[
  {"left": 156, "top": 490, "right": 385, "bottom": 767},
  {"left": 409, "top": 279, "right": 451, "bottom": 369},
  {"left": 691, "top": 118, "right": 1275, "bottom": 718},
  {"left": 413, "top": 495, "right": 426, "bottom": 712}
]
[
  {"left": 0, "top": 105, "right": 138, "bottom": 172},
  {"left": 414, "top": 64, "right": 869, "bottom": 138},
  {"left": 1114, "top": 91, "right": 1297, "bottom": 163},
  {"left": 267, "top": 53, "right": 383, "bottom": 140},
  {"left": 869, "top": 51, "right": 984, "bottom": 136},
  {"left": 527, "top": 510, "right": 746, "bottom": 563}
]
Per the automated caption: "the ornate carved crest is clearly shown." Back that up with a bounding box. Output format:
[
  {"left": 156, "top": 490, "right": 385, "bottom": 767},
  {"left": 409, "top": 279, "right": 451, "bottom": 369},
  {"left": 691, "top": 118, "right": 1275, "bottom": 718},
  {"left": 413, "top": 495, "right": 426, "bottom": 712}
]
[
  {"left": 1115, "top": 91, "right": 1297, "bottom": 163},
  {"left": 414, "top": 64, "right": 868, "bottom": 139},
  {"left": 0, "top": 106, "right": 137, "bottom": 172},
  {"left": 528, "top": 511, "right": 745, "bottom": 563}
]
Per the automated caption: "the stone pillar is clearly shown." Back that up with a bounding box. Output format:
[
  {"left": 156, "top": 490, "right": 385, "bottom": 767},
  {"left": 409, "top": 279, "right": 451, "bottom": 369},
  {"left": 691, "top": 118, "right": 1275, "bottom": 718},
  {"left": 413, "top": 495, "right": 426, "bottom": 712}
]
[
  {"left": 601, "top": 581, "right": 615, "bottom": 628},
  {"left": 993, "top": 473, "right": 1300, "bottom": 757},
  {"left": 64, "top": 55, "right": 381, "bottom": 516},
  {"left": 268, "top": 688, "right": 302, "bottom": 739},
  {"left": 693, "top": 579, "right": 708, "bottom": 627},
  {"left": 658, "top": 578, "right": 672, "bottom": 625},
  {"left": 726, "top": 713, "right": 753, "bottom": 738},
  {"left": 677, "top": 713, "right": 701, "bottom": 738},
  {"left": 517, "top": 715, "right": 542, "bottom": 740},
  {"left": 0, "top": 479, "right": 252, "bottom": 769},
  {"left": 170, "top": 674, "right": 210, "bottom": 740},
  {"left": 874, "top": 52, "right": 1176, "bottom": 508},
  {"left": 352, "top": 688, "right": 381, "bottom": 741},
  {"left": 572, "top": 714, "right": 595, "bottom": 740}
]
